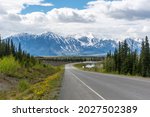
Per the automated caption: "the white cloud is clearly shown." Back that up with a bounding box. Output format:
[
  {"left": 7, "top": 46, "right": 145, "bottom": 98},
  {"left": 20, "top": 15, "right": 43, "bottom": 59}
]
[
  {"left": 142, "top": 26, "right": 150, "bottom": 33},
  {"left": 21, "top": 12, "right": 48, "bottom": 24},
  {"left": 0, "top": 0, "right": 150, "bottom": 40},
  {"left": 87, "top": 0, "right": 150, "bottom": 20},
  {"left": 47, "top": 8, "right": 96, "bottom": 23},
  {"left": 0, "top": 0, "right": 53, "bottom": 14}
]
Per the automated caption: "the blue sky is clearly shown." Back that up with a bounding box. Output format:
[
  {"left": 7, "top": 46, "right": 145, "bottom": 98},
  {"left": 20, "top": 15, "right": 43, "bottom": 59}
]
[{"left": 21, "top": 0, "right": 94, "bottom": 14}]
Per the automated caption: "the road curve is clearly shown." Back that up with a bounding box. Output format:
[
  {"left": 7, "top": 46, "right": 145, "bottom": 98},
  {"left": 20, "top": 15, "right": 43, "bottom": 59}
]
[{"left": 59, "top": 63, "right": 150, "bottom": 100}]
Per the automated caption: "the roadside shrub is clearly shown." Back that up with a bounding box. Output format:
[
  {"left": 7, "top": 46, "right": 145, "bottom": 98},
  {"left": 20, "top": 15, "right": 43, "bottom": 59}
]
[
  {"left": 0, "top": 56, "right": 21, "bottom": 74},
  {"left": 18, "top": 80, "right": 30, "bottom": 92}
]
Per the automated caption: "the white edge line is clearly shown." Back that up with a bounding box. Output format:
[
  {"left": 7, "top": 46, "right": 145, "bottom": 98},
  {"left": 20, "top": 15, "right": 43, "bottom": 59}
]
[{"left": 70, "top": 72, "right": 106, "bottom": 100}]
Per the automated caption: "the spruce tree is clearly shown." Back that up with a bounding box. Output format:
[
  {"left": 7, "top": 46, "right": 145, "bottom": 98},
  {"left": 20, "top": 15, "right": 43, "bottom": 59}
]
[{"left": 140, "top": 36, "right": 150, "bottom": 77}]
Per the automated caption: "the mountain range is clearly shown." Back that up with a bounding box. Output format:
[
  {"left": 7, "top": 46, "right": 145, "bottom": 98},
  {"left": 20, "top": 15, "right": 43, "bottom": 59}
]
[{"left": 6, "top": 32, "right": 141, "bottom": 56}]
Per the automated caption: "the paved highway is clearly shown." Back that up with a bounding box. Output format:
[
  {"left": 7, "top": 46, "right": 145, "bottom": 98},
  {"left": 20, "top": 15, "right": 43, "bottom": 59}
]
[{"left": 59, "top": 63, "right": 150, "bottom": 100}]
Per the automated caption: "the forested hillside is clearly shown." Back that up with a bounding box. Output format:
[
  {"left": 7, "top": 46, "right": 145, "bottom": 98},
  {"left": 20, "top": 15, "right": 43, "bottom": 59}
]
[{"left": 0, "top": 36, "right": 64, "bottom": 99}]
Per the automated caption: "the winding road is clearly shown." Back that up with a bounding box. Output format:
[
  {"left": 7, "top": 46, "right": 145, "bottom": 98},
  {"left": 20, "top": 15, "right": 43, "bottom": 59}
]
[{"left": 60, "top": 63, "right": 150, "bottom": 100}]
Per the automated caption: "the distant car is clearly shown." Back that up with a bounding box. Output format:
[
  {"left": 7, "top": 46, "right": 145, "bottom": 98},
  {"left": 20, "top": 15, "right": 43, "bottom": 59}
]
[{"left": 85, "top": 64, "right": 95, "bottom": 68}]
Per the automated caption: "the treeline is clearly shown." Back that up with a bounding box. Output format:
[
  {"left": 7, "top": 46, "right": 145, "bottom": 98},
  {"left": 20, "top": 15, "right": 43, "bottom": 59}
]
[
  {"left": 103, "top": 36, "right": 150, "bottom": 77},
  {"left": 37, "top": 56, "right": 104, "bottom": 62},
  {"left": 0, "top": 36, "right": 37, "bottom": 67}
]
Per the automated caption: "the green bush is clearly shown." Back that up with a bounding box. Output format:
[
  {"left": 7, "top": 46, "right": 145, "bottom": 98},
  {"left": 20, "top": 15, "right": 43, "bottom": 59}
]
[
  {"left": 18, "top": 80, "right": 30, "bottom": 92},
  {"left": 0, "top": 56, "right": 21, "bottom": 74}
]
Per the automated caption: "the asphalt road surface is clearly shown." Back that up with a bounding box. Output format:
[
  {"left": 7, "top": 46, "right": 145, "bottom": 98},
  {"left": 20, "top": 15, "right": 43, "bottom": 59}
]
[{"left": 59, "top": 63, "right": 150, "bottom": 100}]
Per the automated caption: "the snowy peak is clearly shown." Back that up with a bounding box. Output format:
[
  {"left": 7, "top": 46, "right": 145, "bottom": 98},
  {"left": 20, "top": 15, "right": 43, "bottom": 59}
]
[
  {"left": 86, "top": 32, "right": 95, "bottom": 39},
  {"left": 68, "top": 32, "right": 96, "bottom": 40},
  {"left": 41, "top": 32, "right": 63, "bottom": 39},
  {"left": 68, "top": 32, "right": 99, "bottom": 46}
]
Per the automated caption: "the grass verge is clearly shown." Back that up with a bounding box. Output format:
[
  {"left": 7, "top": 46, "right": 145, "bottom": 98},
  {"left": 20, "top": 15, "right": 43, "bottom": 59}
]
[
  {"left": 15, "top": 68, "right": 64, "bottom": 100},
  {"left": 0, "top": 67, "right": 64, "bottom": 100}
]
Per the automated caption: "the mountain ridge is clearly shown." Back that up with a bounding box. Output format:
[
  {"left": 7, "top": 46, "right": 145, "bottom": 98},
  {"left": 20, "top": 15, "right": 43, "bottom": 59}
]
[{"left": 6, "top": 32, "right": 141, "bottom": 56}]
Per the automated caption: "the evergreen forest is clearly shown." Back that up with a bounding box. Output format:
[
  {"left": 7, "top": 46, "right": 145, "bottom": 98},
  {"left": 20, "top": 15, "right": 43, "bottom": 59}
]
[{"left": 103, "top": 36, "right": 150, "bottom": 77}]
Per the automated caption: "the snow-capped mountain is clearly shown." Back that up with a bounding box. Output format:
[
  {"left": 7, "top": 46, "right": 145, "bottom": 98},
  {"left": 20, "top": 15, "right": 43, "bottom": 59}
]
[{"left": 6, "top": 32, "right": 141, "bottom": 56}]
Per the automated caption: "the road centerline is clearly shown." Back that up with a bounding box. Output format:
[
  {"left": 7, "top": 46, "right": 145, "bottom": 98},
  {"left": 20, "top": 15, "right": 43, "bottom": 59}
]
[{"left": 70, "top": 71, "right": 106, "bottom": 100}]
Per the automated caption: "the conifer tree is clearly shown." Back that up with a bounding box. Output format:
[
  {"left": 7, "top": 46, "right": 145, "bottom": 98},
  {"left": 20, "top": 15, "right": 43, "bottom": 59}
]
[{"left": 140, "top": 36, "right": 150, "bottom": 77}]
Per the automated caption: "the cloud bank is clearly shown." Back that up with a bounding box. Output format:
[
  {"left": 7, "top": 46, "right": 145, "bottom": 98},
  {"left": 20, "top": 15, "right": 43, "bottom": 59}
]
[{"left": 0, "top": 0, "right": 150, "bottom": 40}]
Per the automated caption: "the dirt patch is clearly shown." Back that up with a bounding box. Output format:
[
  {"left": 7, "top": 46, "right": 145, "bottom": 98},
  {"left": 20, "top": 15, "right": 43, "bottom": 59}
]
[
  {"left": 0, "top": 74, "right": 19, "bottom": 91},
  {"left": 0, "top": 79, "right": 11, "bottom": 91}
]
